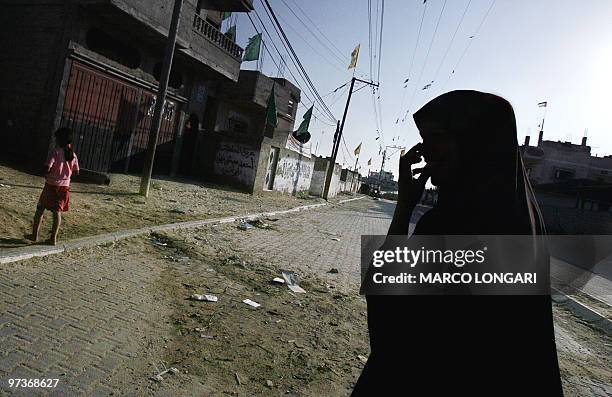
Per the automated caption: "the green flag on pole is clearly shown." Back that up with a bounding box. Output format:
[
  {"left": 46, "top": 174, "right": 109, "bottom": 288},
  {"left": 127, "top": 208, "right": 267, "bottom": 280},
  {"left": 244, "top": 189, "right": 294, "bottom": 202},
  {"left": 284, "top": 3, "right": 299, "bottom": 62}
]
[
  {"left": 265, "top": 85, "right": 278, "bottom": 131},
  {"left": 225, "top": 25, "right": 236, "bottom": 42},
  {"left": 292, "top": 105, "right": 313, "bottom": 144},
  {"left": 243, "top": 33, "right": 262, "bottom": 61}
]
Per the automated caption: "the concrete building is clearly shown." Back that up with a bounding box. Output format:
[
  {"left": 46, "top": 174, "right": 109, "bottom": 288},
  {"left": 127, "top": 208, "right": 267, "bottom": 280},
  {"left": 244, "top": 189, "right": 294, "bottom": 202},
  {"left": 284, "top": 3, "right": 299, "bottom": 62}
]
[
  {"left": 363, "top": 170, "right": 398, "bottom": 192},
  {"left": 339, "top": 168, "right": 362, "bottom": 193},
  {"left": 196, "top": 70, "right": 315, "bottom": 195},
  {"left": 521, "top": 133, "right": 612, "bottom": 186},
  {"left": 0, "top": 0, "right": 253, "bottom": 175},
  {"left": 309, "top": 156, "right": 342, "bottom": 198}
]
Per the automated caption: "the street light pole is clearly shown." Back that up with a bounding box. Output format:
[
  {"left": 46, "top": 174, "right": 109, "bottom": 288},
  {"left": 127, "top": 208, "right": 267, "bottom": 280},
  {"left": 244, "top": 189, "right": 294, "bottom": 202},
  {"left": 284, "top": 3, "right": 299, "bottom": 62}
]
[{"left": 139, "top": 0, "right": 184, "bottom": 197}]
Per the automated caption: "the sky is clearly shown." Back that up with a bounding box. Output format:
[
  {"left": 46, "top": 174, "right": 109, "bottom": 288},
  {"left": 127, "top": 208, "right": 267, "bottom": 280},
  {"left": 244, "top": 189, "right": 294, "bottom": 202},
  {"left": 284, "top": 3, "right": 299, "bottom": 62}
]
[{"left": 233, "top": 0, "right": 612, "bottom": 179}]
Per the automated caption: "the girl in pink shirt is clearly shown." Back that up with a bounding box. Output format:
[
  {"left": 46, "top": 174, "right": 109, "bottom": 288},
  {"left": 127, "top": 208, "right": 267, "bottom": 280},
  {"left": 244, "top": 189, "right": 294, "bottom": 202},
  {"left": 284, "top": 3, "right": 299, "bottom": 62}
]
[{"left": 28, "top": 128, "right": 79, "bottom": 245}]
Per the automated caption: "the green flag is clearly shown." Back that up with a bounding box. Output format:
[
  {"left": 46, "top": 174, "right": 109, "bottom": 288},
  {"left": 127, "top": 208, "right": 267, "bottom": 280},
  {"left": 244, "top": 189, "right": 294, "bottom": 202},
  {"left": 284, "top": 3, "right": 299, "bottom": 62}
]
[
  {"left": 222, "top": 11, "right": 232, "bottom": 20},
  {"left": 265, "top": 85, "right": 278, "bottom": 130},
  {"left": 225, "top": 25, "right": 236, "bottom": 42},
  {"left": 243, "top": 33, "right": 262, "bottom": 61},
  {"left": 292, "top": 105, "right": 313, "bottom": 144}
]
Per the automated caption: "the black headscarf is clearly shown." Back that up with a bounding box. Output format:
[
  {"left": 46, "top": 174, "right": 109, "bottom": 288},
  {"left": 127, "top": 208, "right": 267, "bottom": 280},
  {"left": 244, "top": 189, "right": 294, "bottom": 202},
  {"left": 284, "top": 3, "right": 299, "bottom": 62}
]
[
  {"left": 353, "top": 91, "right": 563, "bottom": 396},
  {"left": 412, "top": 90, "right": 545, "bottom": 236}
]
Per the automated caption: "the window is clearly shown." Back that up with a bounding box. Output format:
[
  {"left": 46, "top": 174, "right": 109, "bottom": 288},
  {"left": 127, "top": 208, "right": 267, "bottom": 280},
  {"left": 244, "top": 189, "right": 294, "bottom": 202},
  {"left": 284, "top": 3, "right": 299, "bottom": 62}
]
[
  {"left": 601, "top": 170, "right": 609, "bottom": 175},
  {"left": 554, "top": 168, "right": 574, "bottom": 180},
  {"left": 287, "top": 100, "right": 294, "bottom": 116}
]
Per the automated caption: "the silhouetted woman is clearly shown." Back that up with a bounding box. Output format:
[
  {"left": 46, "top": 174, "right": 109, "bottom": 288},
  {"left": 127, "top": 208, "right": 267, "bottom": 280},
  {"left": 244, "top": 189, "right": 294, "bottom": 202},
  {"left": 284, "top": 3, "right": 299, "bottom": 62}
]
[{"left": 353, "top": 91, "right": 563, "bottom": 395}]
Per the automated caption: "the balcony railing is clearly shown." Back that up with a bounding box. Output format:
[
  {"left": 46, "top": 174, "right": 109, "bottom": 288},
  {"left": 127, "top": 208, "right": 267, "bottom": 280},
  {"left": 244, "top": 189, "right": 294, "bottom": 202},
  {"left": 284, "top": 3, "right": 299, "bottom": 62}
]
[{"left": 192, "top": 13, "right": 244, "bottom": 60}]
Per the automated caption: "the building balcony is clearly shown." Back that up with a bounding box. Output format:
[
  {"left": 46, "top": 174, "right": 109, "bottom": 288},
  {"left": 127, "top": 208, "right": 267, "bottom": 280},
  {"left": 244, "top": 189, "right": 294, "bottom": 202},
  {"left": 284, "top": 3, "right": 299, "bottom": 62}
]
[{"left": 192, "top": 13, "right": 243, "bottom": 60}]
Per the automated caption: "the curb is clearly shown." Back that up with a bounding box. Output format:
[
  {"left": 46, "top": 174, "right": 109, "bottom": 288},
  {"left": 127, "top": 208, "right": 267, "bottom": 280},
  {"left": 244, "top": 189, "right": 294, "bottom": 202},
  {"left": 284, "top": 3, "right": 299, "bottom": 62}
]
[
  {"left": 552, "top": 287, "right": 612, "bottom": 336},
  {"left": 0, "top": 196, "right": 366, "bottom": 265}
]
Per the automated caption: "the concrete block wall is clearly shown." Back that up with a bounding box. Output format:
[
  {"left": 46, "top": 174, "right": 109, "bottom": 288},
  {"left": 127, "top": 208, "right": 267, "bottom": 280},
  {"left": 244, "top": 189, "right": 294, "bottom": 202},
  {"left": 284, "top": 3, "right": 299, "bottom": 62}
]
[{"left": 272, "top": 148, "right": 314, "bottom": 195}]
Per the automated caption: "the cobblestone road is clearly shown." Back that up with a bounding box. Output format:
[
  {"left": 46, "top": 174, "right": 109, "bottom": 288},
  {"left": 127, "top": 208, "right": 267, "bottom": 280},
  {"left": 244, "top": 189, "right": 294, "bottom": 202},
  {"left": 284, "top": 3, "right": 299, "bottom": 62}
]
[{"left": 0, "top": 198, "right": 609, "bottom": 396}]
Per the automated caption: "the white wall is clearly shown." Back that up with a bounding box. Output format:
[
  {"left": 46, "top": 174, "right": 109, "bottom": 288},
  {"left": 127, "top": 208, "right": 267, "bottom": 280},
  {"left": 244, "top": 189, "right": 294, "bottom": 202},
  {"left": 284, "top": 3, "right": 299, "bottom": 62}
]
[{"left": 273, "top": 151, "right": 314, "bottom": 195}]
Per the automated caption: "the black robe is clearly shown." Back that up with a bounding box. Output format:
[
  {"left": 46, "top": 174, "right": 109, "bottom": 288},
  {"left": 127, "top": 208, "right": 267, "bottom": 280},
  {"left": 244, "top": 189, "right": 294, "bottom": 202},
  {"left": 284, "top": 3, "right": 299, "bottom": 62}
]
[{"left": 352, "top": 91, "right": 563, "bottom": 396}]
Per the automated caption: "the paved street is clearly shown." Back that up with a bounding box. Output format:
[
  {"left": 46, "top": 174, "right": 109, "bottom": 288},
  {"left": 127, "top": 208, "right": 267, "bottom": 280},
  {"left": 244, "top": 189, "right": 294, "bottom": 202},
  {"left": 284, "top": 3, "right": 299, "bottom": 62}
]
[{"left": 0, "top": 198, "right": 610, "bottom": 396}]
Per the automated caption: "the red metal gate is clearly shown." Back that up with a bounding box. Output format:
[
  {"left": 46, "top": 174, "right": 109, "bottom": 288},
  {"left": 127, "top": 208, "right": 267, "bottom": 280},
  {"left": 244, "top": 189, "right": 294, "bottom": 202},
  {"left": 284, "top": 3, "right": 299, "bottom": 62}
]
[{"left": 59, "top": 61, "right": 181, "bottom": 174}]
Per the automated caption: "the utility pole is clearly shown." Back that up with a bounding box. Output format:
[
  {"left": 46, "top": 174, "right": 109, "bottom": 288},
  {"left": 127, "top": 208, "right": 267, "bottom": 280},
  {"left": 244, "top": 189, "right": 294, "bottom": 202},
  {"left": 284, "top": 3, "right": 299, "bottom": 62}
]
[
  {"left": 139, "top": 0, "right": 183, "bottom": 197},
  {"left": 350, "top": 152, "right": 360, "bottom": 192},
  {"left": 322, "top": 77, "right": 378, "bottom": 199},
  {"left": 378, "top": 145, "right": 405, "bottom": 191}
]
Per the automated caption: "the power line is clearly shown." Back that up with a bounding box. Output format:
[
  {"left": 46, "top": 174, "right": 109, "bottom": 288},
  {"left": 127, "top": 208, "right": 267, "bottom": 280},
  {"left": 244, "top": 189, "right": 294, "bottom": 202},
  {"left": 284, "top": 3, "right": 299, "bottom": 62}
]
[
  {"left": 260, "top": 0, "right": 337, "bottom": 122},
  {"left": 406, "top": 0, "right": 448, "bottom": 118},
  {"left": 250, "top": 8, "right": 336, "bottom": 123},
  {"left": 286, "top": 0, "right": 346, "bottom": 57},
  {"left": 278, "top": 0, "right": 348, "bottom": 68},
  {"left": 395, "top": 1, "right": 428, "bottom": 124},
  {"left": 430, "top": 0, "right": 472, "bottom": 88},
  {"left": 274, "top": 12, "right": 348, "bottom": 73},
  {"left": 443, "top": 0, "right": 497, "bottom": 90},
  {"left": 376, "top": 0, "right": 385, "bottom": 83},
  {"left": 246, "top": 11, "right": 319, "bottom": 112}
]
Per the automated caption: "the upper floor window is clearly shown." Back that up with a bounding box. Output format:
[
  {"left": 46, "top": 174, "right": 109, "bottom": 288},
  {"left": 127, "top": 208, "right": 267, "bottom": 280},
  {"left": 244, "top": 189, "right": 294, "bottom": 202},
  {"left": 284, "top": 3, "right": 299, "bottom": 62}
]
[{"left": 554, "top": 168, "right": 574, "bottom": 180}]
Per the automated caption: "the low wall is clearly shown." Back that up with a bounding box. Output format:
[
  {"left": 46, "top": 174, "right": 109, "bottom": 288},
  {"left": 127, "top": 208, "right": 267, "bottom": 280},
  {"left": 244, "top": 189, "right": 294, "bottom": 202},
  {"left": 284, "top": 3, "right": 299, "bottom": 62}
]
[
  {"left": 309, "top": 157, "right": 342, "bottom": 197},
  {"left": 273, "top": 148, "right": 314, "bottom": 195},
  {"left": 540, "top": 205, "right": 612, "bottom": 234}
]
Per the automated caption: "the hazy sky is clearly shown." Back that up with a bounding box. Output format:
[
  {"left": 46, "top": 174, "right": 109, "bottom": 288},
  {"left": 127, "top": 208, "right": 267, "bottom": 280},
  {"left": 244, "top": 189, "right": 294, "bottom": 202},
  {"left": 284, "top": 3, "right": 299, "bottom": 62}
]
[{"left": 235, "top": 0, "right": 612, "bottom": 177}]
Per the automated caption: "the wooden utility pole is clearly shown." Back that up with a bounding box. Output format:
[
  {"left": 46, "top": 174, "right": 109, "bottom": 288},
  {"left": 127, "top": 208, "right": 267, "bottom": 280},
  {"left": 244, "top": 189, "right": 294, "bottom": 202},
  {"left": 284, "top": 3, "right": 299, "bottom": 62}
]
[
  {"left": 139, "top": 0, "right": 183, "bottom": 197},
  {"left": 322, "top": 77, "right": 378, "bottom": 199}
]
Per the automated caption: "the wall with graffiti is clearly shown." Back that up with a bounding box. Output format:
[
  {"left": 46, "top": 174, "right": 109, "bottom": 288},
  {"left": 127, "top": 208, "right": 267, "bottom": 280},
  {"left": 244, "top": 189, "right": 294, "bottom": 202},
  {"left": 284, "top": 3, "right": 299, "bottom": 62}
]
[
  {"left": 272, "top": 149, "right": 314, "bottom": 195},
  {"left": 213, "top": 142, "right": 259, "bottom": 189}
]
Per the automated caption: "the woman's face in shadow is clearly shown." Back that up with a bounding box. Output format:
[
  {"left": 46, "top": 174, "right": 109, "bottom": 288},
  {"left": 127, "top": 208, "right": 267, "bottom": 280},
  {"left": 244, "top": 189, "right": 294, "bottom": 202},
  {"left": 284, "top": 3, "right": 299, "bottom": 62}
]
[{"left": 420, "top": 125, "right": 459, "bottom": 187}]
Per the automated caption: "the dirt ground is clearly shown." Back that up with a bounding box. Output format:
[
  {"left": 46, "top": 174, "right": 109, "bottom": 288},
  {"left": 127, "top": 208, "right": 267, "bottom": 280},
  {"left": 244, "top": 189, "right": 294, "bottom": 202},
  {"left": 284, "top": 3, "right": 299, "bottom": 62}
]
[
  {"left": 148, "top": 226, "right": 369, "bottom": 396},
  {"left": 0, "top": 164, "right": 349, "bottom": 249},
  {"left": 134, "top": 226, "right": 612, "bottom": 396}
]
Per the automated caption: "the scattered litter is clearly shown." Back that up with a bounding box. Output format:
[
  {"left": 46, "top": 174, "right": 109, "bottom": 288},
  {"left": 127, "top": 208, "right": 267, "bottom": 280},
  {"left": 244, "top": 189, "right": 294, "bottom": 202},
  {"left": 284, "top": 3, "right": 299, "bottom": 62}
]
[
  {"left": 150, "top": 235, "right": 168, "bottom": 247},
  {"left": 234, "top": 372, "right": 242, "bottom": 385},
  {"left": 281, "top": 271, "right": 306, "bottom": 294},
  {"left": 266, "top": 380, "right": 274, "bottom": 388},
  {"left": 242, "top": 299, "right": 261, "bottom": 308},
  {"left": 251, "top": 219, "right": 273, "bottom": 229},
  {"left": 357, "top": 355, "right": 368, "bottom": 364},
  {"left": 272, "top": 277, "right": 285, "bottom": 284},
  {"left": 238, "top": 222, "right": 255, "bottom": 231},
  {"left": 331, "top": 237, "right": 340, "bottom": 241},
  {"left": 327, "top": 268, "right": 339, "bottom": 274},
  {"left": 150, "top": 365, "right": 179, "bottom": 382},
  {"left": 200, "top": 334, "right": 215, "bottom": 339},
  {"left": 190, "top": 294, "right": 218, "bottom": 302},
  {"left": 0, "top": 183, "right": 9, "bottom": 188}
]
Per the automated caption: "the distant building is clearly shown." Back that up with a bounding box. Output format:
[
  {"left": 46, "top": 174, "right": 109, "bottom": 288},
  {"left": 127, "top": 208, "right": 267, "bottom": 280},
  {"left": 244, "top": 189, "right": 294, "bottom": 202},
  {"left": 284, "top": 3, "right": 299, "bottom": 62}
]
[
  {"left": 521, "top": 133, "right": 612, "bottom": 185},
  {"left": 363, "top": 170, "right": 398, "bottom": 192},
  {"left": 521, "top": 131, "right": 612, "bottom": 234}
]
